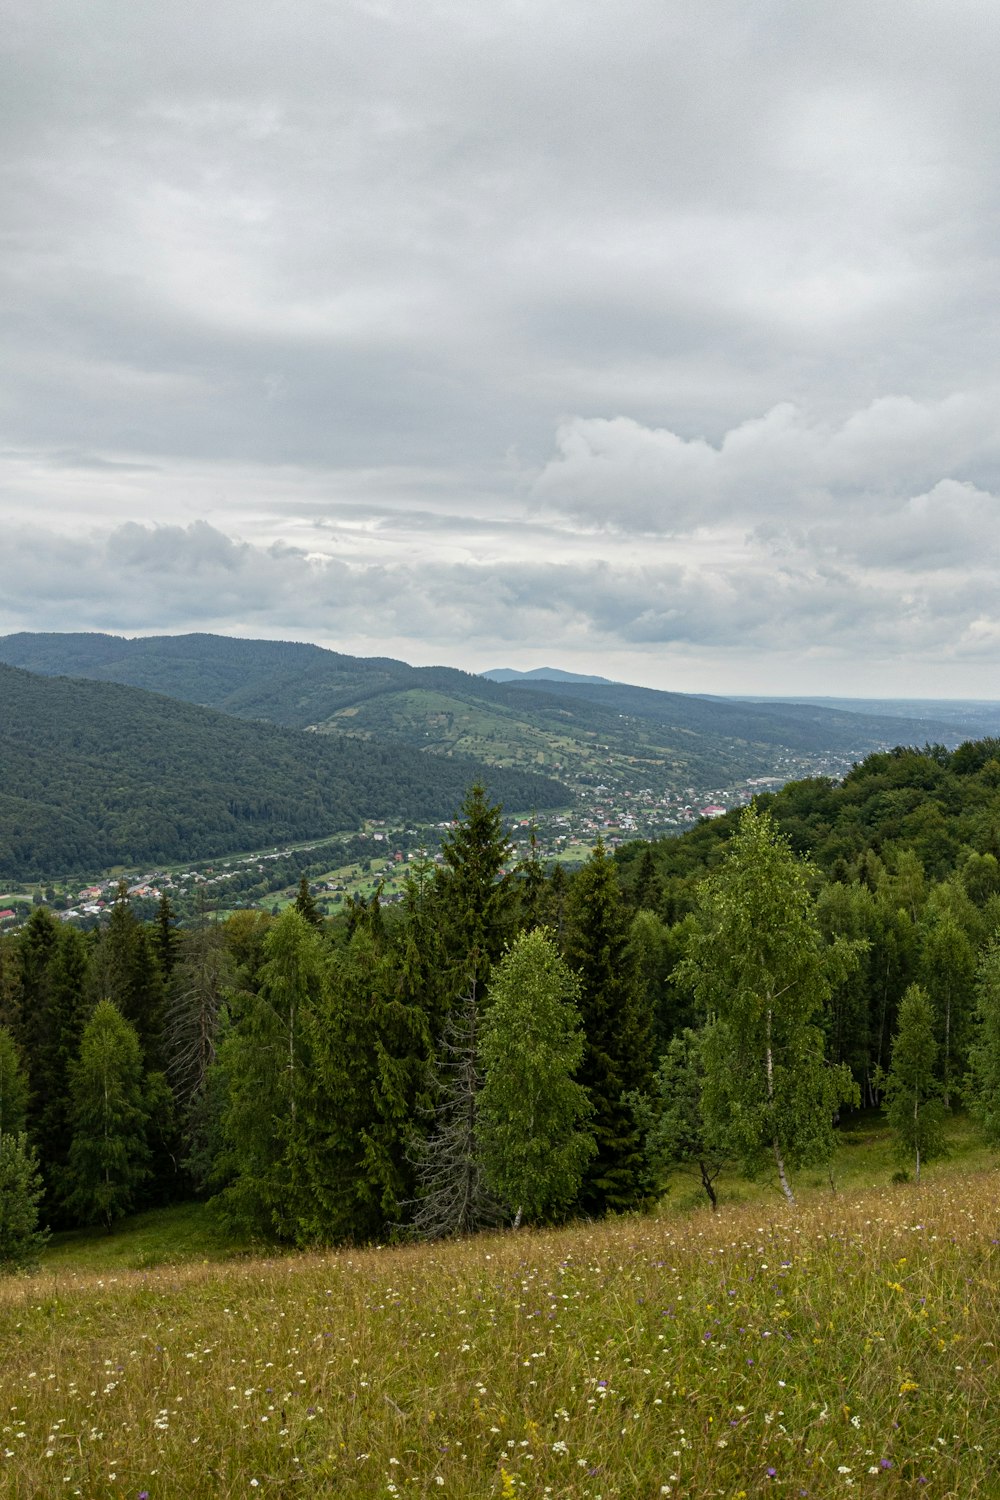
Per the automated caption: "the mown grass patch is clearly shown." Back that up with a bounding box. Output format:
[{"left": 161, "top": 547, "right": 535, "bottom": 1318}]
[{"left": 3, "top": 1167, "right": 999, "bottom": 1498}]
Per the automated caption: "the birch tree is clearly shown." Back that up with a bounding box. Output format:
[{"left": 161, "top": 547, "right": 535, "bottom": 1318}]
[
  {"left": 685, "top": 805, "right": 858, "bottom": 1205},
  {"left": 63, "top": 1001, "right": 150, "bottom": 1230},
  {"left": 883, "top": 983, "right": 946, "bottom": 1181},
  {"left": 477, "top": 930, "right": 594, "bottom": 1226}
]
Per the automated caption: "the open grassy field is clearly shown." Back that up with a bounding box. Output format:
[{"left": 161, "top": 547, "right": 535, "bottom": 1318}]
[{"left": 2, "top": 1135, "right": 999, "bottom": 1499}]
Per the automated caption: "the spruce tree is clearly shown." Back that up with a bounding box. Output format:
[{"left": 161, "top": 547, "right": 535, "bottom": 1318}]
[
  {"left": 294, "top": 875, "right": 323, "bottom": 928},
  {"left": 564, "top": 840, "right": 652, "bottom": 1214},
  {"left": 154, "top": 893, "right": 180, "bottom": 980},
  {"left": 516, "top": 825, "right": 548, "bottom": 933},
  {"left": 630, "top": 844, "right": 663, "bottom": 913},
  {"left": 16, "top": 905, "right": 60, "bottom": 1080},
  {"left": 398, "top": 857, "right": 449, "bottom": 1046},
  {"left": 0, "top": 932, "right": 22, "bottom": 1032},
  {"left": 640, "top": 1026, "right": 732, "bottom": 1210},
  {"left": 92, "top": 885, "right": 166, "bottom": 1071},
  {"left": 64, "top": 1001, "right": 150, "bottom": 1231},
  {"left": 436, "top": 783, "right": 515, "bottom": 1005},
  {"left": 298, "top": 926, "right": 433, "bottom": 1243},
  {"left": 0, "top": 1026, "right": 28, "bottom": 1144},
  {"left": 406, "top": 786, "right": 517, "bottom": 1236},
  {"left": 32, "top": 926, "right": 92, "bottom": 1213},
  {"left": 0, "top": 1134, "right": 48, "bottom": 1273},
  {"left": 477, "top": 929, "right": 594, "bottom": 1225},
  {"left": 213, "top": 908, "right": 326, "bottom": 1240}
]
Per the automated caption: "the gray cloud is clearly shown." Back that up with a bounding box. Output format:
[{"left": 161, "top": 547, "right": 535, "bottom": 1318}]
[
  {"left": 4, "top": 2, "right": 1000, "bottom": 694},
  {"left": 2, "top": 518, "right": 1000, "bottom": 696}
]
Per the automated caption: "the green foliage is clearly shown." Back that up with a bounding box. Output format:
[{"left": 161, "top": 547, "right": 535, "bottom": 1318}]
[
  {"left": 918, "top": 883, "right": 977, "bottom": 1108},
  {"left": 639, "top": 1026, "right": 732, "bottom": 1208},
  {"left": 436, "top": 782, "right": 516, "bottom": 1002},
  {"left": 0, "top": 1133, "right": 48, "bottom": 1272},
  {"left": 686, "top": 806, "right": 860, "bottom": 1203},
  {"left": 294, "top": 875, "right": 322, "bottom": 927},
  {"left": 295, "top": 927, "right": 432, "bottom": 1245},
  {"left": 883, "top": 984, "right": 947, "bottom": 1181},
  {"left": 64, "top": 1001, "right": 150, "bottom": 1230},
  {"left": 0, "top": 662, "right": 566, "bottom": 880},
  {"left": 564, "top": 841, "right": 652, "bottom": 1213},
  {"left": 212, "top": 908, "right": 327, "bottom": 1240},
  {"left": 967, "top": 940, "right": 1000, "bottom": 1143},
  {"left": 627, "top": 907, "right": 697, "bottom": 1052},
  {"left": 0, "top": 1024, "right": 28, "bottom": 1143},
  {"left": 477, "top": 929, "right": 594, "bottom": 1225},
  {"left": 92, "top": 884, "right": 166, "bottom": 1070}
]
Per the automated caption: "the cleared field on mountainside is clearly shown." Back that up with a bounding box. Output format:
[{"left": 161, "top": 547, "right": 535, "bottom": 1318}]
[{"left": 2, "top": 1168, "right": 998, "bottom": 1499}]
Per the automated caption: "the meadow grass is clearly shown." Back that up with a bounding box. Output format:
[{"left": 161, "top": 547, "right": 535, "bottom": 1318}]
[{"left": 2, "top": 1150, "right": 999, "bottom": 1500}]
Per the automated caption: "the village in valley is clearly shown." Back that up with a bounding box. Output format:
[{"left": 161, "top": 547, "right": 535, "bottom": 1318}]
[{"left": 0, "top": 739, "right": 857, "bottom": 931}]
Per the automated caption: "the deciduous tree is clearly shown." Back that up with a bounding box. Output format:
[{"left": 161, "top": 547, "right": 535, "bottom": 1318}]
[
  {"left": 477, "top": 930, "right": 594, "bottom": 1225},
  {"left": 884, "top": 983, "right": 946, "bottom": 1181},
  {"left": 64, "top": 1001, "right": 150, "bottom": 1230},
  {"left": 685, "top": 806, "right": 858, "bottom": 1205}
]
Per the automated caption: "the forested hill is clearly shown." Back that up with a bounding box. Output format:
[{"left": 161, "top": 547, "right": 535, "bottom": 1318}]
[
  {"left": 0, "top": 631, "right": 426, "bottom": 723},
  {"left": 0, "top": 664, "right": 567, "bottom": 880},
  {"left": 0, "top": 632, "right": 974, "bottom": 785},
  {"left": 617, "top": 740, "right": 1000, "bottom": 896}
]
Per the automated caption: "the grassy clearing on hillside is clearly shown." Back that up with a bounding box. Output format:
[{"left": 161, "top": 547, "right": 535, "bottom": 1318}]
[
  {"left": 3, "top": 1168, "right": 1000, "bottom": 1499},
  {"left": 41, "top": 1204, "right": 253, "bottom": 1275}
]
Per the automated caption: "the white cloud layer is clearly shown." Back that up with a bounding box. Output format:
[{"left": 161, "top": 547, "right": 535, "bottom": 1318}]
[{"left": 3, "top": 0, "right": 1000, "bottom": 694}]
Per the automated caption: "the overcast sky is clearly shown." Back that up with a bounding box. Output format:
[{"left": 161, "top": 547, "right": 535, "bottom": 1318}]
[{"left": 3, "top": 0, "right": 1000, "bottom": 696}]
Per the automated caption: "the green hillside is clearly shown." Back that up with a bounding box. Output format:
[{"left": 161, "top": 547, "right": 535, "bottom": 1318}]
[
  {"left": 0, "top": 664, "right": 567, "bottom": 880},
  {"left": 617, "top": 739, "right": 1000, "bottom": 892},
  {"left": 0, "top": 632, "right": 977, "bottom": 798}
]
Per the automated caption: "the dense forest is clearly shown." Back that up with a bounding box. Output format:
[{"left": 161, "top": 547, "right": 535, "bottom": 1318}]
[
  {"left": 4, "top": 746, "right": 1000, "bottom": 1263},
  {"left": 0, "top": 631, "right": 976, "bottom": 790},
  {"left": 0, "top": 664, "right": 566, "bottom": 880}
]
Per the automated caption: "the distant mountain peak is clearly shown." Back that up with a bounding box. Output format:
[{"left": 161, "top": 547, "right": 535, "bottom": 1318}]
[{"left": 482, "top": 666, "right": 617, "bottom": 686}]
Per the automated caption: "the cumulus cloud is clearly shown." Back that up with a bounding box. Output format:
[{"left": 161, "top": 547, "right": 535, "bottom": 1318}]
[{"left": 533, "top": 396, "right": 1000, "bottom": 535}]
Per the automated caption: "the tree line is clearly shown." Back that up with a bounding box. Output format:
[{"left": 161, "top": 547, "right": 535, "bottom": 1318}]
[{"left": 4, "top": 753, "right": 1000, "bottom": 1270}]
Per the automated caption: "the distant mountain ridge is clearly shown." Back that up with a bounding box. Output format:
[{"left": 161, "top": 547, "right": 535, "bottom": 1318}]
[
  {"left": 0, "top": 633, "right": 981, "bottom": 807},
  {"left": 482, "top": 667, "right": 617, "bottom": 686}
]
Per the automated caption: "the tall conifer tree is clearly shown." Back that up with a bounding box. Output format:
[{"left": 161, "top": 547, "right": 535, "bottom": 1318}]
[
  {"left": 564, "top": 840, "right": 652, "bottom": 1214},
  {"left": 213, "top": 908, "right": 326, "bottom": 1240}
]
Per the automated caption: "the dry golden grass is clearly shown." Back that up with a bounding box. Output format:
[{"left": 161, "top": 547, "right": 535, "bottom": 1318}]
[{"left": 2, "top": 1170, "right": 999, "bottom": 1498}]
